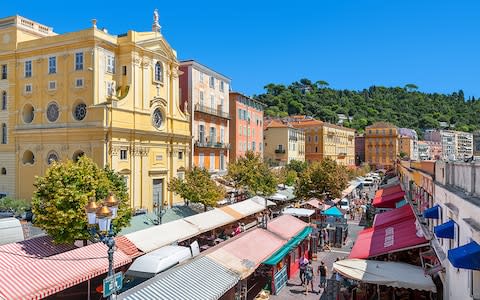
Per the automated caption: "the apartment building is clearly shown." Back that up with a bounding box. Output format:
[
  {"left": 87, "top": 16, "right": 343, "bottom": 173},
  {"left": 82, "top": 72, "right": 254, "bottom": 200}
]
[
  {"left": 229, "top": 92, "right": 264, "bottom": 162},
  {"left": 398, "top": 128, "right": 418, "bottom": 160},
  {"left": 287, "top": 116, "right": 355, "bottom": 166},
  {"left": 0, "top": 13, "right": 190, "bottom": 210},
  {"left": 179, "top": 61, "right": 230, "bottom": 174},
  {"left": 424, "top": 129, "right": 473, "bottom": 160},
  {"left": 364, "top": 122, "right": 399, "bottom": 170},
  {"left": 263, "top": 119, "right": 304, "bottom": 166},
  {"left": 474, "top": 131, "right": 480, "bottom": 158},
  {"left": 355, "top": 134, "right": 365, "bottom": 166}
]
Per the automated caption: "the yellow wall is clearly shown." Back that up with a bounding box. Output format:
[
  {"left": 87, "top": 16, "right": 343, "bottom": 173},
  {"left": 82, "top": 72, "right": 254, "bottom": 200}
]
[
  {"left": 365, "top": 123, "right": 398, "bottom": 169},
  {"left": 264, "top": 126, "right": 305, "bottom": 166},
  {"left": 0, "top": 16, "right": 190, "bottom": 210}
]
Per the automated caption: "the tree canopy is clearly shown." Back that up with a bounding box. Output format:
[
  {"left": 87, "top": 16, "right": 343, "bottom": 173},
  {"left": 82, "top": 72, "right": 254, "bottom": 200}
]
[
  {"left": 227, "top": 151, "right": 277, "bottom": 196},
  {"left": 32, "top": 156, "right": 132, "bottom": 244},
  {"left": 295, "top": 159, "right": 349, "bottom": 200},
  {"left": 255, "top": 80, "right": 480, "bottom": 135},
  {"left": 168, "top": 167, "right": 225, "bottom": 211}
]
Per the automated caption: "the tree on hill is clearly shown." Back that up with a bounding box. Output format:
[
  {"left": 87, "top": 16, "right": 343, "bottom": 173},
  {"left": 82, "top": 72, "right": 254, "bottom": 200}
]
[
  {"left": 32, "top": 156, "right": 132, "bottom": 244},
  {"left": 227, "top": 151, "right": 277, "bottom": 196},
  {"left": 404, "top": 83, "right": 418, "bottom": 92},
  {"left": 168, "top": 167, "right": 225, "bottom": 212}
]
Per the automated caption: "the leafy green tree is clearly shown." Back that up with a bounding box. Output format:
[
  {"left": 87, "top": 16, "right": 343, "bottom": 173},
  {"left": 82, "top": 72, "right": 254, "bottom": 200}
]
[
  {"left": 0, "top": 198, "right": 30, "bottom": 215},
  {"left": 275, "top": 168, "right": 298, "bottom": 187},
  {"left": 227, "top": 151, "right": 277, "bottom": 196},
  {"left": 32, "top": 156, "right": 132, "bottom": 244},
  {"left": 168, "top": 167, "right": 225, "bottom": 212},
  {"left": 295, "top": 159, "right": 349, "bottom": 200},
  {"left": 286, "top": 160, "right": 308, "bottom": 174},
  {"left": 404, "top": 83, "right": 418, "bottom": 92}
]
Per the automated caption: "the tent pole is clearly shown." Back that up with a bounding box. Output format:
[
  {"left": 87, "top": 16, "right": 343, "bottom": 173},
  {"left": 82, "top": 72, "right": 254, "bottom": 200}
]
[
  {"left": 377, "top": 284, "right": 380, "bottom": 300},
  {"left": 87, "top": 279, "right": 91, "bottom": 300}
]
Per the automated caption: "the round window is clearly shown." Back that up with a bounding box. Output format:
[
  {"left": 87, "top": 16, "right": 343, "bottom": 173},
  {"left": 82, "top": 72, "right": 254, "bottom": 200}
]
[
  {"left": 46, "top": 102, "right": 59, "bottom": 122},
  {"left": 73, "top": 103, "right": 87, "bottom": 121},
  {"left": 47, "top": 151, "right": 59, "bottom": 164},
  {"left": 152, "top": 108, "right": 163, "bottom": 129},
  {"left": 22, "top": 104, "right": 35, "bottom": 123}
]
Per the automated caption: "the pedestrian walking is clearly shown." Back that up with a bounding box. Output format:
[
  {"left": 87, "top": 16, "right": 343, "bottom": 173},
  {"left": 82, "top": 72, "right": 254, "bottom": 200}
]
[
  {"left": 299, "top": 256, "right": 308, "bottom": 286},
  {"left": 317, "top": 261, "right": 327, "bottom": 289},
  {"left": 304, "top": 261, "right": 315, "bottom": 295}
]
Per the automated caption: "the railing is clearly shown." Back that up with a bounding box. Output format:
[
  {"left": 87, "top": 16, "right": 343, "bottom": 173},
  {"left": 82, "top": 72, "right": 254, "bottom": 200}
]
[
  {"left": 275, "top": 149, "right": 286, "bottom": 154},
  {"left": 195, "top": 140, "right": 230, "bottom": 149},
  {"left": 194, "top": 104, "right": 230, "bottom": 119}
]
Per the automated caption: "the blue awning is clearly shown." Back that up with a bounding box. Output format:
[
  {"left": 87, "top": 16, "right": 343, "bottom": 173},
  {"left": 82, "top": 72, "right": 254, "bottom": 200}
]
[
  {"left": 448, "top": 241, "right": 480, "bottom": 270},
  {"left": 423, "top": 205, "right": 440, "bottom": 219},
  {"left": 434, "top": 220, "right": 455, "bottom": 239}
]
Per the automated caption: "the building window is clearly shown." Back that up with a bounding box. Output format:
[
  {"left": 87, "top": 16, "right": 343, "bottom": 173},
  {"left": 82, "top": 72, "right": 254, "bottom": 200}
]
[
  {"left": 22, "top": 103, "right": 35, "bottom": 123},
  {"left": 75, "top": 78, "right": 84, "bottom": 87},
  {"left": 48, "top": 57, "right": 56, "bottom": 74},
  {"left": 47, "top": 151, "right": 59, "bottom": 164},
  {"left": 154, "top": 62, "right": 163, "bottom": 82},
  {"left": 25, "top": 84, "right": 32, "bottom": 93},
  {"left": 1, "top": 64, "right": 6, "bottom": 79},
  {"left": 220, "top": 81, "right": 224, "bottom": 92},
  {"left": 122, "top": 66, "right": 127, "bottom": 76},
  {"left": 252, "top": 141, "right": 256, "bottom": 151},
  {"left": 120, "top": 149, "right": 128, "bottom": 160},
  {"left": 199, "top": 125, "right": 205, "bottom": 143},
  {"left": 178, "top": 151, "right": 183, "bottom": 160},
  {"left": 72, "top": 150, "right": 84, "bottom": 162},
  {"left": 73, "top": 103, "right": 87, "bottom": 121},
  {"left": 106, "top": 81, "right": 115, "bottom": 97},
  {"left": 259, "top": 142, "right": 263, "bottom": 151},
  {"left": 106, "top": 54, "right": 115, "bottom": 73},
  {"left": 1, "top": 167, "right": 5, "bottom": 175},
  {"left": 209, "top": 76, "right": 215, "bottom": 88},
  {"left": 210, "top": 153, "right": 215, "bottom": 170},
  {"left": 1, "top": 123, "right": 6, "bottom": 144},
  {"left": 210, "top": 95, "right": 215, "bottom": 110},
  {"left": 46, "top": 102, "right": 59, "bottom": 122},
  {"left": 48, "top": 81, "right": 56, "bottom": 90},
  {"left": 220, "top": 128, "right": 225, "bottom": 143},
  {"left": 1, "top": 91, "right": 6, "bottom": 110},
  {"left": 199, "top": 72, "right": 204, "bottom": 82},
  {"left": 25, "top": 61, "right": 32, "bottom": 77},
  {"left": 209, "top": 127, "right": 216, "bottom": 143},
  {"left": 22, "top": 150, "right": 35, "bottom": 165},
  {"left": 75, "top": 52, "right": 83, "bottom": 70},
  {"left": 199, "top": 153, "right": 204, "bottom": 168}
]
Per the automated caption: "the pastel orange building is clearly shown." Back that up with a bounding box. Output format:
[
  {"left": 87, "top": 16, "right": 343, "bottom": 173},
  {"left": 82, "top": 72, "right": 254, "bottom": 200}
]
[
  {"left": 179, "top": 61, "right": 230, "bottom": 174},
  {"left": 229, "top": 92, "right": 264, "bottom": 162}
]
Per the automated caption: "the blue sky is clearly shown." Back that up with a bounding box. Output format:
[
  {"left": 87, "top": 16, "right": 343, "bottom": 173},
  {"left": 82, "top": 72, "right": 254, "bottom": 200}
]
[{"left": 5, "top": 1, "right": 480, "bottom": 97}]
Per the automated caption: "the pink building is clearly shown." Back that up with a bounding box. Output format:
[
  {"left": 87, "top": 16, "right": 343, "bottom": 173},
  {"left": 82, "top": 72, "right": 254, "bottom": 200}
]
[{"left": 229, "top": 92, "right": 264, "bottom": 162}]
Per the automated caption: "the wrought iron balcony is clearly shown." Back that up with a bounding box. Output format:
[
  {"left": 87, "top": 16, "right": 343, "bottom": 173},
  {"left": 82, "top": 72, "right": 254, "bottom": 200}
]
[
  {"left": 195, "top": 140, "right": 230, "bottom": 149},
  {"left": 275, "top": 149, "right": 286, "bottom": 154},
  {"left": 194, "top": 104, "right": 230, "bottom": 119}
]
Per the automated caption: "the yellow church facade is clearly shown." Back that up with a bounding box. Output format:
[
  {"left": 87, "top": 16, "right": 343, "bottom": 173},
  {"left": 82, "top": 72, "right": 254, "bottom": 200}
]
[{"left": 0, "top": 14, "right": 190, "bottom": 211}]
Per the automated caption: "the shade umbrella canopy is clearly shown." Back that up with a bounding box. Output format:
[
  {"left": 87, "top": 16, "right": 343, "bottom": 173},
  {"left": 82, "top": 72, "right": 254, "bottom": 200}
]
[
  {"left": 333, "top": 259, "right": 436, "bottom": 292},
  {"left": 321, "top": 206, "right": 344, "bottom": 217}
]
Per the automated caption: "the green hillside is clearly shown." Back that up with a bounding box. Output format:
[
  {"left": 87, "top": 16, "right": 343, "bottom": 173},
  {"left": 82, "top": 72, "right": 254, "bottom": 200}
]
[{"left": 254, "top": 79, "right": 480, "bottom": 135}]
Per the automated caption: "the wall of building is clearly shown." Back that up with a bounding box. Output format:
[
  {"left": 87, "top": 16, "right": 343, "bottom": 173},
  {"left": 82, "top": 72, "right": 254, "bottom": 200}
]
[
  {"left": 264, "top": 127, "right": 288, "bottom": 166},
  {"left": 364, "top": 123, "right": 398, "bottom": 169}
]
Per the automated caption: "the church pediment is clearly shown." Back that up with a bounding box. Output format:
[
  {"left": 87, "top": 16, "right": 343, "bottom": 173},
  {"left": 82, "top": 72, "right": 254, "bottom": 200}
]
[{"left": 150, "top": 96, "right": 167, "bottom": 108}]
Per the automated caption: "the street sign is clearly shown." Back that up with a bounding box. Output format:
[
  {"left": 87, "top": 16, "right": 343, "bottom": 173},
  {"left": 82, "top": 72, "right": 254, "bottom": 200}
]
[{"left": 103, "top": 272, "right": 123, "bottom": 298}]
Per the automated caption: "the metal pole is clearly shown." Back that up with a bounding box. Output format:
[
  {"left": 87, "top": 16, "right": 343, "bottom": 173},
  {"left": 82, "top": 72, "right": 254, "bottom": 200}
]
[{"left": 106, "top": 228, "right": 116, "bottom": 300}]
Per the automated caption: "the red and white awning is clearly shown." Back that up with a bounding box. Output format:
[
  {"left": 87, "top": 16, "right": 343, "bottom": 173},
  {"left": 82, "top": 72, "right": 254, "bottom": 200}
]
[{"left": 0, "top": 240, "right": 131, "bottom": 300}]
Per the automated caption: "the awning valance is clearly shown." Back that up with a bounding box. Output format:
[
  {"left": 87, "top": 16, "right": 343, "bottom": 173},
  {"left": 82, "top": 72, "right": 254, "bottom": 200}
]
[
  {"left": 372, "top": 191, "right": 406, "bottom": 208},
  {"left": 434, "top": 220, "right": 455, "bottom": 239},
  {"left": 423, "top": 205, "right": 440, "bottom": 219},
  {"left": 373, "top": 205, "right": 413, "bottom": 228},
  {"left": 447, "top": 241, "right": 480, "bottom": 270},
  {"left": 333, "top": 259, "right": 436, "bottom": 292}
]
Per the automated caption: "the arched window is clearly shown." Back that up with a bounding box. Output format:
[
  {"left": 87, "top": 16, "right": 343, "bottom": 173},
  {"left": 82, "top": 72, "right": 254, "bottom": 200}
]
[
  {"left": 1, "top": 123, "right": 6, "bottom": 144},
  {"left": 154, "top": 62, "right": 163, "bottom": 82},
  {"left": 1, "top": 91, "right": 6, "bottom": 110}
]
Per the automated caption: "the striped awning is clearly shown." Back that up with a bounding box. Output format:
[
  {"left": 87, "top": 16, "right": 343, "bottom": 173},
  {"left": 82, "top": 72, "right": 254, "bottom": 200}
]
[
  {"left": 0, "top": 242, "right": 131, "bottom": 300},
  {"left": 118, "top": 256, "right": 239, "bottom": 300}
]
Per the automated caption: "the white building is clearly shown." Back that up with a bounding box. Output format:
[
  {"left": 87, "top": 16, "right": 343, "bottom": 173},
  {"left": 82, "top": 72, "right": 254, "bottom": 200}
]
[{"left": 424, "top": 129, "right": 473, "bottom": 160}]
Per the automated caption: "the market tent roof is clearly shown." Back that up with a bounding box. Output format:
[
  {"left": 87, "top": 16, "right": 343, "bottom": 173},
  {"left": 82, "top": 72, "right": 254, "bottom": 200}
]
[
  {"left": 207, "top": 228, "right": 287, "bottom": 279},
  {"left": 267, "top": 214, "right": 308, "bottom": 240},
  {"left": 249, "top": 196, "right": 276, "bottom": 207},
  {"left": 282, "top": 207, "right": 315, "bottom": 217},
  {"left": 349, "top": 217, "right": 428, "bottom": 259},
  {"left": 221, "top": 199, "right": 266, "bottom": 217},
  {"left": 303, "top": 198, "right": 321, "bottom": 209},
  {"left": 125, "top": 219, "right": 200, "bottom": 253},
  {"left": 447, "top": 241, "right": 480, "bottom": 270},
  {"left": 322, "top": 206, "right": 345, "bottom": 217},
  {"left": 374, "top": 184, "right": 402, "bottom": 198},
  {"left": 268, "top": 192, "right": 288, "bottom": 201},
  {"left": 342, "top": 181, "right": 361, "bottom": 197},
  {"left": 0, "top": 242, "right": 131, "bottom": 300},
  {"left": 263, "top": 227, "right": 312, "bottom": 265},
  {"left": 184, "top": 209, "right": 236, "bottom": 232},
  {"left": 372, "top": 191, "right": 406, "bottom": 208},
  {"left": 373, "top": 205, "right": 414, "bottom": 228},
  {"left": 333, "top": 259, "right": 436, "bottom": 292},
  {"left": 118, "top": 256, "right": 239, "bottom": 300}
]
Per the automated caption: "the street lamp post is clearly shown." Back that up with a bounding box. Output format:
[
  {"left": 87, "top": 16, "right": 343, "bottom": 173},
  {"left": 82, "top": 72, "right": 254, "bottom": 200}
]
[{"left": 85, "top": 192, "right": 119, "bottom": 300}]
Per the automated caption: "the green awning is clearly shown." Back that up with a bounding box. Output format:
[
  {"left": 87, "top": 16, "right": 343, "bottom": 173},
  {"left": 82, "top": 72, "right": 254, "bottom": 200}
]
[{"left": 263, "top": 226, "right": 312, "bottom": 265}]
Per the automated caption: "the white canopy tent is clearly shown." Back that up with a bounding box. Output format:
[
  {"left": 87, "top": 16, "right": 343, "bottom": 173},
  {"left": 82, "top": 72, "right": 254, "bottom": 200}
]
[
  {"left": 268, "top": 193, "right": 288, "bottom": 201},
  {"left": 282, "top": 208, "right": 315, "bottom": 218},
  {"left": 333, "top": 259, "right": 436, "bottom": 292}
]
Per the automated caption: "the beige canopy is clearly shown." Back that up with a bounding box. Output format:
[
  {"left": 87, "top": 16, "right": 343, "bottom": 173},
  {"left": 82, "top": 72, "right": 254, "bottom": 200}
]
[{"left": 333, "top": 259, "right": 436, "bottom": 292}]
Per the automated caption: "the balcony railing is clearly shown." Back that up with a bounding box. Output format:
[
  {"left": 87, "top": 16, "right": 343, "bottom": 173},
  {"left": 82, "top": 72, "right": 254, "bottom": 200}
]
[
  {"left": 195, "top": 140, "right": 230, "bottom": 149},
  {"left": 275, "top": 149, "right": 286, "bottom": 154},
  {"left": 194, "top": 104, "right": 230, "bottom": 119}
]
